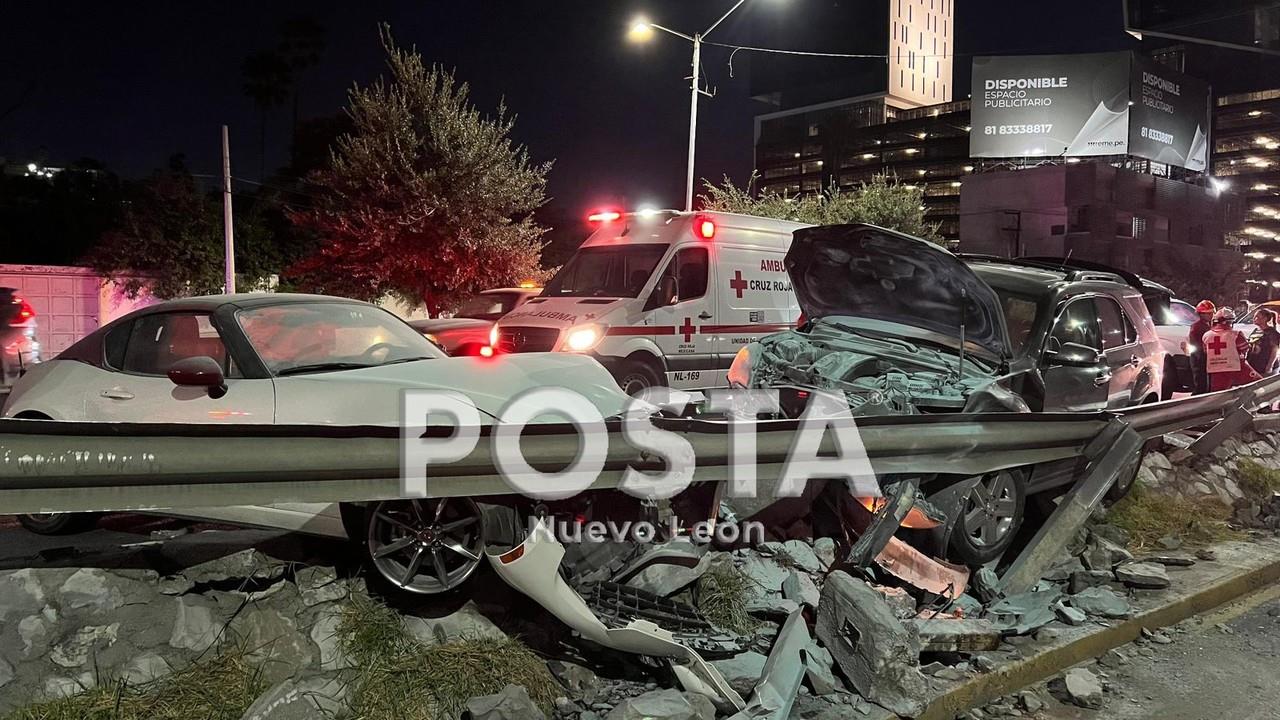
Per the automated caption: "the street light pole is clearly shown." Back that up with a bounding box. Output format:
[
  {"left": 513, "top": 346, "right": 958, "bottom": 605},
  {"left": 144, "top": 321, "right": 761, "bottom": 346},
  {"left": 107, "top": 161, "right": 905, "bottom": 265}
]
[
  {"left": 684, "top": 35, "right": 701, "bottom": 212},
  {"left": 634, "top": 0, "right": 751, "bottom": 212}
]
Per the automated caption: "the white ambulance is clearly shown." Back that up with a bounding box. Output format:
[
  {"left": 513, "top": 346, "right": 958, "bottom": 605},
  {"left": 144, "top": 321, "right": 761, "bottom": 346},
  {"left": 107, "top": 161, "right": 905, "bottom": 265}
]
[{"left": 492, "top": 210, "right": 810, "bottom": 392}]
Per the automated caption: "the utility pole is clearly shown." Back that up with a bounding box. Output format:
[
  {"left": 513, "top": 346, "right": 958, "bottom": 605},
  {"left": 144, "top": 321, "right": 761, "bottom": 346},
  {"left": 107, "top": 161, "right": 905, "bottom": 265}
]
[
  {"left": 684, "top": 35, "right": 701, "bottom": 213},
  {"left": 222, "top": 125, "right": 236, "bottom": 294}
]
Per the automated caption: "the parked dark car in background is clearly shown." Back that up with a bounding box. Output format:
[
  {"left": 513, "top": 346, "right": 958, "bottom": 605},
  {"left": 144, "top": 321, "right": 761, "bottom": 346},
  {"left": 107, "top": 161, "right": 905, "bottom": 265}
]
[
  {"left": 408, "top": 286, "right": 541, "bottom": 355},
  {"left": 0, "top": 288, "right": 40, "bottom": 394}
]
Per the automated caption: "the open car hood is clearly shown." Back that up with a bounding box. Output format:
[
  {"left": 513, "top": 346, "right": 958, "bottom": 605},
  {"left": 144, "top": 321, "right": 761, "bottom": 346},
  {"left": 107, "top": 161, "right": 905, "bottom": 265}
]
[{"left": 786, "top": 224, "right": 1009, "bottom": 360}]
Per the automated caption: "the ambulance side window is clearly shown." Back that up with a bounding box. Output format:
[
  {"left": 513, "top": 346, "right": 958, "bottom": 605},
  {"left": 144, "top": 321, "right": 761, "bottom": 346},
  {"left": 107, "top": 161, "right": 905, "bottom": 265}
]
[{"left": 666, "top": 247, "right": 708, "bottom": 303}]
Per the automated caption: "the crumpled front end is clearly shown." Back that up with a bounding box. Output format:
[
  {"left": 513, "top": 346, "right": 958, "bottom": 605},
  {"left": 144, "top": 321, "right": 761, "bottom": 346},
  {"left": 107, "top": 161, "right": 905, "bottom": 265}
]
[{"left": 740, "top": 322, "right": 1000, "bottom": 417}]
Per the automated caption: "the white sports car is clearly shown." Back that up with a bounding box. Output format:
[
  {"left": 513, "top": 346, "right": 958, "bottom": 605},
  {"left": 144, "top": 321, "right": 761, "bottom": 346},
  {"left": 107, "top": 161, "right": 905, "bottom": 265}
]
[{"left": 1, "top": 293, "right": 634, "bottom": 594}]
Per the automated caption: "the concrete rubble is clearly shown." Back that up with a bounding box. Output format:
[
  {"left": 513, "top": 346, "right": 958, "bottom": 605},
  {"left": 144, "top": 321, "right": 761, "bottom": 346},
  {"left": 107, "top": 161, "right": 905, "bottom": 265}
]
[{"left": 5, "top": 423, "right": 1276, "bottom": 720}]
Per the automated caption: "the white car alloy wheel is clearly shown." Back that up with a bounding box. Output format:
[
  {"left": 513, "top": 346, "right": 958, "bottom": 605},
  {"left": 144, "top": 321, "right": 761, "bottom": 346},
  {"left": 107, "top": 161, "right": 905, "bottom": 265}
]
[{"left": 366, "top": 498, "right": 486, "bottom": 594}]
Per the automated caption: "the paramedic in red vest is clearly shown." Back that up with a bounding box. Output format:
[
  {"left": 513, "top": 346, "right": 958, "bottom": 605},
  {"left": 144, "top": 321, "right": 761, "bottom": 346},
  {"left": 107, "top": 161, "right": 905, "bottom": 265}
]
[
  {"left": 1188, "top": 300, "right": 1215, "bottom": 394},
  {"left": 1203, "top": 308, "right": 1262, "bottom": 392}
]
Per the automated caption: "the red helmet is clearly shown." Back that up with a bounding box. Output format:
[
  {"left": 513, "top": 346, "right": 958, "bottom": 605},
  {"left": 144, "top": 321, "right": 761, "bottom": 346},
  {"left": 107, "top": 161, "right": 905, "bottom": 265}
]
[{"left": 1196, "top": 300, "right": 1216, "bottom": 314}]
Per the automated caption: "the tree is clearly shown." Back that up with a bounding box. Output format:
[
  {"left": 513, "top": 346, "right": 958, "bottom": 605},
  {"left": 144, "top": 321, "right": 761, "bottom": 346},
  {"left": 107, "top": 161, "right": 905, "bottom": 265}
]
[
  {"left": 86, "top": 163, "right": 280, "bottom": 299},
  {"left": 241, "top": 50, "right": 293, "bottom": 179},
  {"left": 699, "top": 173, "right": 942, "bottom": 243},
  {"left": 1145, "top": 247, "right": 1247, "bottom": 308},
  {"left": 288, "top": 26, "right": 550, "bottom": 314}
]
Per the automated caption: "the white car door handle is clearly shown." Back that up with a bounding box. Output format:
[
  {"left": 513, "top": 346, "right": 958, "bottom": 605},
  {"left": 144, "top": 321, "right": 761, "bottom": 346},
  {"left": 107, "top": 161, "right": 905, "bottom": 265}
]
[
  {"left": 1093, "top": 372, "right": 1113, "bottom": 387},
  {"left": 100, "top": 388, "right": 135, "bottom": 400}
]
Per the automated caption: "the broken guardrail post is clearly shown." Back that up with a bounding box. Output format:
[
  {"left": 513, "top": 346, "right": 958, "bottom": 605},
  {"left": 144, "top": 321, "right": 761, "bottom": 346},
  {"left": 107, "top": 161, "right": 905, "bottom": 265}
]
[{"left": 997, "top": 419, "right": 1143, "bottom": 596}]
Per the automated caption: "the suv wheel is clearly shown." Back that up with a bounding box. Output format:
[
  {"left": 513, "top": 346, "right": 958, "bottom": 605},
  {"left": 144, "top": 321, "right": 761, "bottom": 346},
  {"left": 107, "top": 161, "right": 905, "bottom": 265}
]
[
  {"left": 616, "top": 359, "right": 664, "bottom": 396},
  {"left": 948, "top": 469, "right": 1026, "bottom": 565}
]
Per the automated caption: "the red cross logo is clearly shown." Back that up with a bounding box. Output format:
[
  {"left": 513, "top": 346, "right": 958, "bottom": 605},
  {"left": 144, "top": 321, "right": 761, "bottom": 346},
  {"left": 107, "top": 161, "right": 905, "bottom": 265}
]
[
  {"left": 679, "top": 317, "right": 696, "bottom": 342},
  {"left": 1207, "top": 334, "right": 1228, "bottom": 355},
  {"left": 729, "top": 270, "right": 749, "bottom": 299}
]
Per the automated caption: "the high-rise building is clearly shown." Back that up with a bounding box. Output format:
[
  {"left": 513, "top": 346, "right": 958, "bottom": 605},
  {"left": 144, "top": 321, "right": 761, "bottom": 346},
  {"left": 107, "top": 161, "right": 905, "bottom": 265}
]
[
  {"left": 752, "top": 0, "right": 958, "bottom": 229},
  {"left": 1130, "top": 0, "right": 1280, "bottom": 298}
]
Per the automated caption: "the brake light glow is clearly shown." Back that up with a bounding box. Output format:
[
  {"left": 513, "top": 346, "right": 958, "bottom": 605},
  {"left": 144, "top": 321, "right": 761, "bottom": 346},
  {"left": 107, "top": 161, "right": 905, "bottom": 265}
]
[
  {"left": 489, "top": 324, "right": 499, "bottom": 347},
  {"left": 587, "top": 210, "right": 622, "bottom": 223},
  {"left": 479, "top": 345, "right": 495, "bottom": 358},
  {"left": 695, "top": 216, "right": 716, "bottom": 239},
  {"left": 11, "top": 297, "right": 34, "bottom": 325}
]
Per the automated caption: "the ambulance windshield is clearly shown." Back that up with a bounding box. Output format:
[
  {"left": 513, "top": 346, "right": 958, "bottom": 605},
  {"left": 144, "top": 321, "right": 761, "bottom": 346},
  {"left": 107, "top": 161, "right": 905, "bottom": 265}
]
[{"left": 543, "top": 244, "right": 668, "bottom": 298}]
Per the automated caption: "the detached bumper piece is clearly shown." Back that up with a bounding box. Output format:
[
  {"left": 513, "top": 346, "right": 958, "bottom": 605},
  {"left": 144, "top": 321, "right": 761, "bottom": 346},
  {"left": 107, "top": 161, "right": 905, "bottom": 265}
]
[
  {"left": 486, "top": 519, "right": 747, "bottom": 713},
  {"left": 582, "top": 582, "right": 749, "bottom": 657}
]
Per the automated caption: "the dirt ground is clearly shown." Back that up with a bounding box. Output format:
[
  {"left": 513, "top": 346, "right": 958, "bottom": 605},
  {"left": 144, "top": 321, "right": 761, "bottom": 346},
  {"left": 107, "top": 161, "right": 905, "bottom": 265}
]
[{"left": 1040, "top": 586, "right": 1280, "bottom": 720}]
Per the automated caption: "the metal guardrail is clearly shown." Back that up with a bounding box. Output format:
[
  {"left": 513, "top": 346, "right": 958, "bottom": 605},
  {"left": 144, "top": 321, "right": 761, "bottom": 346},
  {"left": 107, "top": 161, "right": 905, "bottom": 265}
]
[{"left": 0, "top": 374, "right": 1277, "bottom": 515}]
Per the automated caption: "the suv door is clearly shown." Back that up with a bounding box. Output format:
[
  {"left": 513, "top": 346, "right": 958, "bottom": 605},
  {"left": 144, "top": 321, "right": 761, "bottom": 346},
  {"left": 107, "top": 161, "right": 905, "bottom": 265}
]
[
  {"left": 1095, "top": 295, "right": 1142, "bottom": 408},
  {"left": 649, "top": 246, "right": 717, "bottom": 388},
  {"left": 85, "top": 312, "right": 274, "bottom": 423},
  {"left": 1041, "top": 298, "right": 1110, "bottom": 412}
]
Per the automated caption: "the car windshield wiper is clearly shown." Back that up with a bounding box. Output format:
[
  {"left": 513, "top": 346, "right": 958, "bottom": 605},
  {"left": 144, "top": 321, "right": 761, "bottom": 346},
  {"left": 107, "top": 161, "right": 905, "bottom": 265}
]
[
  {"left": 275, "top": 362, "right": 375, "bottom": 376},
  {"left": 379, "top": 356, "right": 435, "bottom": 366}
]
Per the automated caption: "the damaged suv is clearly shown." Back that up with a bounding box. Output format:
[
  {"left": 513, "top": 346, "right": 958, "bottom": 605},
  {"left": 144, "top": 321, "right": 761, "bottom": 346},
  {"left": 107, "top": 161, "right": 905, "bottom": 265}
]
[{"left": 726, "top": 224, "right": 1162, "bottom": 562}]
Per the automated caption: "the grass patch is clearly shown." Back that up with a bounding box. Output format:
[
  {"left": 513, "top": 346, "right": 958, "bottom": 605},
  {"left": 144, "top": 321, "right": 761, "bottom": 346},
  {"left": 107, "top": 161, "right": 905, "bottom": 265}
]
[
  {"left": 2, "top": 648, "right": 267, "bottom": 720},
  {"left": 1237, "top": 459, "right": 1280, "bottom": 500},
  {"left": 695, "top": 561, "right": 760, "bottom": 634},
  {"left": 1108, "top": 481, "right": 1241, "bottom": 550},
  {"left": 338, "top": 593, "right": 557, "bottom": 720}
]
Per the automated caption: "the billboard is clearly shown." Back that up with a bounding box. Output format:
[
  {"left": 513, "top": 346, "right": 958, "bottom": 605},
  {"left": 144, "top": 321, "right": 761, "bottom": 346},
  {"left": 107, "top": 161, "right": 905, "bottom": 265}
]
[
  {"left": 1128, "top": 56, "right": 1210, "bottom": 171},
  {"left": 970, "top": 52, "right": 1210, "bottom": 171}
]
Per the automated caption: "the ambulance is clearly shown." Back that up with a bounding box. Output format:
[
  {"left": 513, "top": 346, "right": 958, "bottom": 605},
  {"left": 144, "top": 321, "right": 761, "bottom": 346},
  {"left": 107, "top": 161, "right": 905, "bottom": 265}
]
[{"left": 492, "top": 210, "right": 810, "bottom": 392}]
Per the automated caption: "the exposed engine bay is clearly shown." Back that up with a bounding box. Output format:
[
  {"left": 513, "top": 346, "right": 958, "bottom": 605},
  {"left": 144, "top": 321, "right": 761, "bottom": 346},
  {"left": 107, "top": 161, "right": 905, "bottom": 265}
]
[{"left": 742, "top": 320, "right": 1027, "bottom": 416}]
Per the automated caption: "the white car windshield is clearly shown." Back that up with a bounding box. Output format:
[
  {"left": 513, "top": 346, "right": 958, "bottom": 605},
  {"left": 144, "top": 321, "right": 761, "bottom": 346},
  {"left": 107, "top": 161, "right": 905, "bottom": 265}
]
[
  {"left": 237, "top": 302, "right": 444, "bottom": 375},
  {"left": 543, "top": 244, "right": 668, "bottom": 298}
]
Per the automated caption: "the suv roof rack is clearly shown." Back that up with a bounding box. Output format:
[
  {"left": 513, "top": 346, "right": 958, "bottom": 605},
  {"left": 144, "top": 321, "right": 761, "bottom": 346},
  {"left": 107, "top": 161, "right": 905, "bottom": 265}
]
[
  {"left": 1019, "top": 256, "right": 1175, "bottom": 297},
  {"left": 958, "top": 254, "right": 1157, "bottom": 292}
]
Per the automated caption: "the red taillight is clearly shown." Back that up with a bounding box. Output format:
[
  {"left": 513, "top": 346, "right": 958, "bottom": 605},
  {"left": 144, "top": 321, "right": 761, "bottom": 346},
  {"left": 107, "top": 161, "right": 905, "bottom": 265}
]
[
  {"left": 479, "top": 345, "right": 494, "bottom": 358},
  {"left": 795, "top": 312, "right": 806, "bottom": 329},
  {"left": 588, "top": 210, "right": 622, "bottom": 223},
  {"left": 694, "top": 216, "right": 716, "bottom": 240},
  {"left": 13, "top": 297, "right": 34, "bottom": 324}
]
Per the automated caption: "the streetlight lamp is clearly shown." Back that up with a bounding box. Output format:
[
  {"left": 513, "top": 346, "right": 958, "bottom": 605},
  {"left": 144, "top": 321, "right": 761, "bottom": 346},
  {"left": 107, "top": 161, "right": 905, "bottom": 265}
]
[{"left": 629, "top": 1, "right": 752, "bottom": 212}]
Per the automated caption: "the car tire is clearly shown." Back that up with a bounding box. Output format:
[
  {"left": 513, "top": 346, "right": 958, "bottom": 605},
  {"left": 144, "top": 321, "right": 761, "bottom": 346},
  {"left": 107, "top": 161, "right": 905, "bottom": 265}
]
[
  {"left": 360, "top": 498, "right": 489, "bottom": 596},
  {"left": 948, "top": 469, "right": 1026, "bottom": 566},
  {"left": 17, "top": 512, "right": 98, "bottom": 535},
  {"left": 616, "top": 359, "right": 664, "bottom": 396},
  {"left": 11, "top": 412, "right": 99, "bottom": 536}
]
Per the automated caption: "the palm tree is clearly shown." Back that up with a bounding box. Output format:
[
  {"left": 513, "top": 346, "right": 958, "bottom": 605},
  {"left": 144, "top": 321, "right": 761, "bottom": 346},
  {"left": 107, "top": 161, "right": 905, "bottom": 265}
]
[
  {"left": 241, "top": 50, "right": 292, "bottom": 179},
  {"left": 277, "top": 17, "right": 327, "bottom": 134}
]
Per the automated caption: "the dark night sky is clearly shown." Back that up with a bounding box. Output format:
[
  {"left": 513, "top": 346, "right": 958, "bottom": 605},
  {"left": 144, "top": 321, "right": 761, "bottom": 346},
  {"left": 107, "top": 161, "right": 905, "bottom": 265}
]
[{"left": 0, "top": 1, "right": 1135, "bottom": 217}]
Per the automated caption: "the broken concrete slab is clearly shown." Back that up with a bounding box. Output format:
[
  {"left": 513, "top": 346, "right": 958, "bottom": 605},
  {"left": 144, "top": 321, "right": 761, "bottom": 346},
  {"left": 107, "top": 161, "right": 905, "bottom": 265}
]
[
  {"left": 1081, "top": 535, "right": 1133, "bottom": 572},
  {"left": 605, "top": 689, "right": 716, "bottom": 720},
  {"left": 709, "top": 652, "right": 767, "bottom": 698},
  {"left": 781, "top": 571, "right": 820, "bottom": 609},
  {"left": 182, "top": 549, "right": 286, "bottom": 586},
  {"left": 1069, "top": 570, "right": 1115, "bottom": 594},
  {"left": 815, "top": 571, "right": 929, "bottom": 718},
  {"left": 1059, "top": 667, "right": 1104, "bottom": 708},
  {"left": 812, "top": 538, "right": 837, "bottom": 571},
  {"left": 402, "top": 601, "right": 506, "bottom": 645},
  {"left": 905, "top": 618, "right": 1000, "bottom": 652},
  {"left": 985, "top": 586, "right": 1062, "bottom": 636},
  {"left": 871, "top": 584, "right": 918, "bottom": 619},
  {"left": 738, "top": 555, "right": 789, "bottom": 595},
  {"left": 1068, "top": 586, "right": 1132, "bottom": 618},
  {"left": 1053, "top": 601, "right": 1087, "bottom": 626},
  {"left": 1114, "top": 562, "right": 1171, "bottom": 590},
  {"left": 802, "top": 641, "right": 839, "bottom": 695},
  {"left": 780, "top": 540, "right": 823, "bottom": 573},
  {"left": 466, "top": 684, "right": 547, "bottom": 720}
]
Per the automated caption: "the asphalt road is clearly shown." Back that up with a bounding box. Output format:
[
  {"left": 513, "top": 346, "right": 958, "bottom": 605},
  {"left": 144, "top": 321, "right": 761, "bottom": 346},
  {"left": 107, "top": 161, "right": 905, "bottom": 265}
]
[{"left": 1041, "top": 586, "right": 1280, "bottom": 720}]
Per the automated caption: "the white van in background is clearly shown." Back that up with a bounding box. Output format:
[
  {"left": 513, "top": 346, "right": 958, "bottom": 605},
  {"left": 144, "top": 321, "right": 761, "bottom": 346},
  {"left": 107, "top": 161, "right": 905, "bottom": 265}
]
[{"left": 493, "top": 210, "right": 810, "bottom": 393}]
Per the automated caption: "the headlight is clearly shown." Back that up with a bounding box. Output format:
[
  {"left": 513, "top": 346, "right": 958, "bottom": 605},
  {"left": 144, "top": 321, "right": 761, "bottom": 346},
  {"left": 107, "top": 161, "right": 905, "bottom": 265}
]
[
  {"left": 564, "top": 323, "right": 606, "bottom": 352},
  {"left": 727, "top": 345, "right": 753, "bottom": 388}
]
